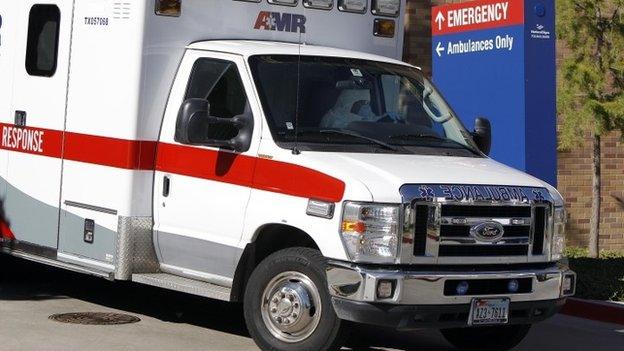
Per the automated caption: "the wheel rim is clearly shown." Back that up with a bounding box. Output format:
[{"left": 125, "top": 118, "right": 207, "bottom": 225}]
[{"left": 260, "top": 271, "right": 322, "bottom": 343}]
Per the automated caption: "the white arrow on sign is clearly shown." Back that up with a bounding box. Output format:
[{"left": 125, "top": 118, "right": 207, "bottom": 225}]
[
  {"left": 435, "top": 11, "right": 446, "bottom": 31},
  {"left": 436, "top": 42, "right": 445, "bottom": 57}
]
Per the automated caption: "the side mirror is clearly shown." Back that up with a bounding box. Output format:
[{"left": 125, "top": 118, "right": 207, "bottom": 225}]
[
  {"left": 472, "top": 117, "right": 492, "bottom": 155},
  {"left": 175, "top": 98, "right": 253, "bottom": 153}
]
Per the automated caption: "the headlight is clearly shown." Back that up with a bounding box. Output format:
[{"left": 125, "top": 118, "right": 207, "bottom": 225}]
[
  {"left": 340, "top": 202, "right": 400, "bottom": 263},
  {"left": 372, "top": 0, "right": 401, "bottom": 17},
  {"left": 551, "top": 207, "right": 566, "bottom": 261}
]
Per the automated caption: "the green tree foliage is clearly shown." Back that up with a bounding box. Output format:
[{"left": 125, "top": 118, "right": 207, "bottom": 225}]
[
  {"left": 557, "top": 0, "right": 624, "bottom": 146},
  {"left": 557, "top": 0, "right": 624, "bottom": 258}
]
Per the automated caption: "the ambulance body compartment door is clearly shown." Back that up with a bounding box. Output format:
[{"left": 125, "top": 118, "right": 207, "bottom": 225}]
[
  {"left": 4, "top": 1, "right": 73, "bottom": 250},
  {"left": 154, "top": 50, "right": 261, "bottom": 283}
]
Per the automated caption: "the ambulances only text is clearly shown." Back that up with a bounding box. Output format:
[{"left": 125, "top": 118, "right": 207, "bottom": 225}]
[{"left": 1, "top": 126, "right": 44, "bottom": 153}]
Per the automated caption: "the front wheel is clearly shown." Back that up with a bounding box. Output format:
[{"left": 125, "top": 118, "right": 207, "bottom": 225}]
[
  {"left": 243, "top": 247, "right": 347, "bottom": 351},
  {"left": 441, "top": 324, "right": 532, "bottom": 351}
]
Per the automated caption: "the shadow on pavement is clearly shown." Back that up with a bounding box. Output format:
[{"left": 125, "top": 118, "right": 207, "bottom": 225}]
[{"left": 0, "top": 254, "right": 453, "bottom": 351}]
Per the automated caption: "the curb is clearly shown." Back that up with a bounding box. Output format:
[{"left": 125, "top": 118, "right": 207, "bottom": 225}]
[{"left": 560, "top": 298, "right": 624, "bottom": 325}]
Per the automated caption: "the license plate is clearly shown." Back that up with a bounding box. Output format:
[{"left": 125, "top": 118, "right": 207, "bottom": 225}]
[{"left": 468, "top": 298, "right": 510, "bottom": 326}]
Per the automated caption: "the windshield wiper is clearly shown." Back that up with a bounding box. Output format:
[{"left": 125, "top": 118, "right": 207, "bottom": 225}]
[
  {"left": 295, "top": 129, "right": 401, "bottom": 152},
  {"left": 390, "top": 134, "right": 481, "bottom": 155},
  {"left": 316, "top": 129, "right": 401, "bottom": 152}
]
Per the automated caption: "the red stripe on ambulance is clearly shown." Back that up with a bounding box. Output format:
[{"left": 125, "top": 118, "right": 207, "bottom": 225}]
[
  {"left": 64, "top": 133, "right": 157, "bottom": 170},
  {"left": 155, "top": 143, "right": 345, "bottom": 203},
  {"left": 0, "top": 123, "right": 345, "bottom": 202},
  {"left": 432, "top": 0, "right": 524, "bottom": 36},
  {"left": 0, "top": 123, "right": 154, "bottom": 169}
]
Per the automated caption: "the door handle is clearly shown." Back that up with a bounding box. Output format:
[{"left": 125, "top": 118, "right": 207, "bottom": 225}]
[
  {"left": 15, "top": 111, "right": 27, "bottom": 127},
  {"left": 163, "top": 176, "right": 171, "bottom": 197}
]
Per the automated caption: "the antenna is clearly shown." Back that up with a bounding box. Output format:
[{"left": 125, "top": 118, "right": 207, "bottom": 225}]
[{"left": 292, "top": 19, "right": 304, "bottom": 155}]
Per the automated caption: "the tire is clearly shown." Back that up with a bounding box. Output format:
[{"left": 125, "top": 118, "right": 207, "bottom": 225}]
[
  {"left": 441, "top": 324, "right": 531, "bottom": 351},
  {"left": 243, "top": 247, "right": 347, "bottom": 351}
]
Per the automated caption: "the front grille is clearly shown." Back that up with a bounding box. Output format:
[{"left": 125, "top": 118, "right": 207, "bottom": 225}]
[
  {"left": 440, "top": 225, "right": 530, "bottom": 238},
  {"left": 532, "top": 207, "right": 547, "bottom": 255},
  {"left": 413, "top": 205, "right": 429, "bottom": 256},
  {"left": 439, "top": 244, "right": 529, "bottom": 257},
  {"left": 401, "top": 184, "right": 553, "bottom": 263},
  {"left": 437, "top": 204, "right": 532, "bottom": 257},
  {"left": 441, "top": 205, "right": 531, "bottom": 218}
]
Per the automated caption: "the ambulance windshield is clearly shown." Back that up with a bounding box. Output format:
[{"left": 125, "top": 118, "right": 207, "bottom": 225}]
[{"left": 249, "top": 55, "right": 481, "bottom": 156}]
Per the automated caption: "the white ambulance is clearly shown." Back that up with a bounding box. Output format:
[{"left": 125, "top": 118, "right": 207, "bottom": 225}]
[{"left": 0, "top": 1, "right": 575, "bottom": 350}]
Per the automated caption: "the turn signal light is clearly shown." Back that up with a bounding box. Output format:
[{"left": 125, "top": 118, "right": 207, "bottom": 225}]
[
  {"left": 342, "top": 221, "right": 366, "bottom": 234},
  {"left": 155, "top": 0, "right": 181, "bottom": 17},
  {"left": 374, "top": 19, "right": 395, "bottom": 38}
]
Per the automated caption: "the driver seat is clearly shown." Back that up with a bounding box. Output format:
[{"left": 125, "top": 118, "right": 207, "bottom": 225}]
[{"left": 320, "top": 89, "right": 375, "bottom": 128}]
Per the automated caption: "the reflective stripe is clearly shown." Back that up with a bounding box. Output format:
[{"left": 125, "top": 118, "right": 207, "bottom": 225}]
[
  {"left": 0, "top": 123, "right": 345, "bottom": 202},
  {"left": 155, "top": 143, "right": 345, "bottom": 203}
]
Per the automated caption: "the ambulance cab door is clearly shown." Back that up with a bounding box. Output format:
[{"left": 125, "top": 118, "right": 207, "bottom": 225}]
[
  {"left": 154, "top": 50, "right": 260, "bottom": 284},
  {"left": 4, "top": 1, "right": 73, "bottom": 252}
]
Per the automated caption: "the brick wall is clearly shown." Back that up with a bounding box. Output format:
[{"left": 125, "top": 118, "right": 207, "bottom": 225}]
[{"left": 403, "top": 0, "right": 624, "bottom": 251}]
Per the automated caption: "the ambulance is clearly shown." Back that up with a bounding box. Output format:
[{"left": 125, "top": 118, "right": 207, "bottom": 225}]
[{"left": 0, "top": 1, "right": 575, "bottom": 350}]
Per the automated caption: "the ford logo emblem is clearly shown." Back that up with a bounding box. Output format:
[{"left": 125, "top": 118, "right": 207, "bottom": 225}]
[{"left": 470, "top": 221, "right": 505, "bottom": 242}]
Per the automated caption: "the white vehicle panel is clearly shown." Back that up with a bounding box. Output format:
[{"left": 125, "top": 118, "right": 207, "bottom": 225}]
[
  {"left": 4, "top": 0, "right": 73, "bottom": 249},
  {"left": 154, "top": 49, "right": 263, "bottom": 280},
  {"left": 293, "top": 153, "right": 548, "bottom": 203}
]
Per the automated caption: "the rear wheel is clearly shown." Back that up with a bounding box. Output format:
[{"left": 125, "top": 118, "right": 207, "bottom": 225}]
[
  {"left": 243, "top": 247, "right": 346, "bottom": 351},
  {"left": 441, "top": 324, "right": 532, "bottom": 351}
]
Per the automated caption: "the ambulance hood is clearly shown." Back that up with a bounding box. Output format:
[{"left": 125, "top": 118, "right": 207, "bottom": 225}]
[{"left": 300, "top": 152, "right": 562, "bottom": 204}]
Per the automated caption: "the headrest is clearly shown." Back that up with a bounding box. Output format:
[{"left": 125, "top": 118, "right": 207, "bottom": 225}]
[{"left": 334, "top": 89, "right": 371, "bottom": 111}]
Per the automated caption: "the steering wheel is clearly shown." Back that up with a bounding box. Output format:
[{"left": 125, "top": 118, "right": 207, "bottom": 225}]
[{"left": 377, "top": 112, "right": 406, "bottom": 124}]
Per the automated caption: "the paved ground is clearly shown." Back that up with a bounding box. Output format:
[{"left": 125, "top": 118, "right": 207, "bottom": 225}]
[{"left": 0, "top": 254, "right": 622, "bottom": 351}]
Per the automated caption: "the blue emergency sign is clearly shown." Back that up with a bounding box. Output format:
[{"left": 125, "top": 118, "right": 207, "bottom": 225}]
[{"left": 432, "top": 0, "right": 557, "bottom": 186}]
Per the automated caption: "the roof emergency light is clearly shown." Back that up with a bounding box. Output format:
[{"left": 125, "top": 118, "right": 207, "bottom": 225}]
[
  {"left": 338, "top": 0, "right": 367, "bottom": 14},
  {"left": 304, "top": 0, "right": 334, "bottom": 10},
  {"left": 155, "top": 0, "right": 181, "bottom": 17},
  {"left": 372, "top": 0, "right": 400, "bottom": 17},
  {"left": 268, "top": 0, "right": 299, "bottom": 6}
]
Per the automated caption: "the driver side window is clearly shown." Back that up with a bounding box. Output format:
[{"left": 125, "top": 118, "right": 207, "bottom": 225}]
[
  {"left": 182, "top": 58, "right": 249, "bottom": 142},
  {"left": 185, "top": 58, "right": 248, "bottom": 119}
]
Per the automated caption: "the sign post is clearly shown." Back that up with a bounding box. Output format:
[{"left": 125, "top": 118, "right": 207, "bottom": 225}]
[{"left": 432, "top": 0, "right": 556, "bottom": 185}]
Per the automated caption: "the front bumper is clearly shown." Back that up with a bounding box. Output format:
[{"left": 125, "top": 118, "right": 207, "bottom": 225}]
[
  {"left": 332, "top": 298, "right": 567, "bottom": 330},
  {"left": 327, "top": 261, "right": 575, "bottom": 329}
]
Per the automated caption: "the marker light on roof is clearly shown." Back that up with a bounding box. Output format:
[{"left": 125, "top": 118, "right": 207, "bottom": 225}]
[
  {"left": 155, "top": 0, "right": 181, "bottom": 17},
  {"left": 373, "top": 19, "right": 395, "bottom": 38},
  {"left": 338, "top": 0, "right": 367, "bottom": 14},
  {"left": 268, "top": 0, "right": 299, "bottom": 6},
  {"left": 304, "top": 0, "right": 334, "bottom": 10},
  {"left": 372, "top": 0, "right": 400, "bottom": 17}
]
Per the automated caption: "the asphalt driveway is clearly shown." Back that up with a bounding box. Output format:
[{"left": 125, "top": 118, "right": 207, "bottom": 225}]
[{"left": 0, "top": 255, "right": 622, "bottom": 351}]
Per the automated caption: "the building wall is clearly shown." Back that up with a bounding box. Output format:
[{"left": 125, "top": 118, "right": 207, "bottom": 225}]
[{"left": 403, "top": 0, "right": 624, "bottom": 251}]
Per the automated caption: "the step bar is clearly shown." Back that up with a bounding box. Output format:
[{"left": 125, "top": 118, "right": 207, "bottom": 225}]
[
  {"left": 2, "top": 248, "right": 114, "bottom": 280},
  {"left": 132, "top": 273, "right": 232, "bottom": 301}
]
